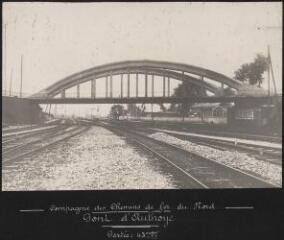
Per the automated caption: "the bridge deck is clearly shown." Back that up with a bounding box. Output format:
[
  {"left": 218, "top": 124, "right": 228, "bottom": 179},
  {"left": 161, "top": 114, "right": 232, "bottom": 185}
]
[{"left": 30, "top": 96, "right": 275, "bottom": 104}]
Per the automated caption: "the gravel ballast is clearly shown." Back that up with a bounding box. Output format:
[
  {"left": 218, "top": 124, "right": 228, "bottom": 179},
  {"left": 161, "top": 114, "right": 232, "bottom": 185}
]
[
  {"left": 148, "top": 132, "right": 282, "bottom": 186},
  {"left": 3, "top": 126, "right": 176, "bottom": 190}
]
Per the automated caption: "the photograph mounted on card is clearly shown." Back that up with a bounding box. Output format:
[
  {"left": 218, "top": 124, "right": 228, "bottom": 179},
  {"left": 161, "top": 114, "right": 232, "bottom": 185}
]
[{"left": 1, "top": 2, "right": 282, "bottom": 240}]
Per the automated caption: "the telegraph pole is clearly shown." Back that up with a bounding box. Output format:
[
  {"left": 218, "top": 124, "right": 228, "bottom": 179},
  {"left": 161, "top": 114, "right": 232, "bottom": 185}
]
[
  {"left": 4, "top": 23, "right": 7, "bottom": 94},
  {"left": 267, "top": 45, "right": 277, "bottom": 96},
  {"left": 268, "top": 46, "right": 277, "bottom": 95},
  {"left": 9, "top": 68, "right": 13, "bottom": 96},
  {"left": 20, "top": 55, "right": 23, "bottom": 97},
  {"left": 257, "top": 25, "right": 281, "bottom": 95},
  {"left": 267, "top": 46, "right": 270, "bottom": 96}
]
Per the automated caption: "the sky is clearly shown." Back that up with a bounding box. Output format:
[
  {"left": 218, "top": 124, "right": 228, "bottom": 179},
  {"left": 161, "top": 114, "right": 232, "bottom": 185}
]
[{"left": 2, "top": 2, "right": 282, "bottom": 116}]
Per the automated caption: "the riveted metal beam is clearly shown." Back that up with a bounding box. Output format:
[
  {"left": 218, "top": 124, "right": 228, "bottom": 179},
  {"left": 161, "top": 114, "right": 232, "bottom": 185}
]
[{"left": 145, "top": 74, "right": 148, "bottom": 97}]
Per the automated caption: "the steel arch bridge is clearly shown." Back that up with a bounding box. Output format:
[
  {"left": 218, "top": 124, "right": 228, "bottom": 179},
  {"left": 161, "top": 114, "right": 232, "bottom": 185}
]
[{"left": 30, "top": 60, "right": 264, "bottom": 104}]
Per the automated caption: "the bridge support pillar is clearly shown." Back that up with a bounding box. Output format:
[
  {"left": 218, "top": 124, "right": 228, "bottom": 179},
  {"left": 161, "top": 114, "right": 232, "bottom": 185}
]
[
  {"left": 151, "top": 103, "right": 154, "bottom": 120},
  {"left": 221, "top": 82, "right": 224, "bottom": 96},
  {"left": 145, "top": 74, "right": 148, "bottom": 97},
  {"left": 163, "top": 76, "right": 166, "bottom": 97},
  {"left": 136, "top": 73, "right": 139, "bottom": 97},
  {"left": 121, "top": 74, "right": 123, "bottom": 98},
  {"left": 199, "top": 76, "right": 206, "bottom": 96},
  {"left": 152, "top": 75, "right": 154, "bottom": 97},
  {"left": 110, "top": 75, "right": 113, "bottom": 98},
  {"left": 167, "top": 77, "right": 170, "bottom": 96},
  {"left": 77, "top": 84, "right": 80, "bottom": 98},
  {"left": 91, "top": 79, "right": 96, "bottom": 98},
  {"left": 182, "top": 72, "right": 186, "bottom": 97},
  {"left": 127, "top": 73, "right": 130, "bottom": 98},
  {"left": 106, "top": 76, "right": 108, "bottom": 98},
  {"left": 61, "top": 89, "right": 65, "bottom": 98},
  {"left": 48, "top": 104, "right": 52, "bottom": 116}
]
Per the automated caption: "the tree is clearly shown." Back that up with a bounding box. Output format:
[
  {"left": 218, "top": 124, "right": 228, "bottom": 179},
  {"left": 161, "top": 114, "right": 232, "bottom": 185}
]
[
  {"left": 234, "top": 54, "right": 269, "bottom": 87},
  {"left": 170, "top": 82, "right": 203, "bottom": 120},
  {"left": 110, "top": 105, "right": 124, "bottom": 120},
  {"left": 127, "top": 104, "right": 143, "bottom": 117}
]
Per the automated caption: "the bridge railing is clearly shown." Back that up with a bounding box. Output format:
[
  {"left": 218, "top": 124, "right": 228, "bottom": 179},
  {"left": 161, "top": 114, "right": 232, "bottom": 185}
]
[{"left": 53, "top": 90, "right": 174, "bottom": 98}]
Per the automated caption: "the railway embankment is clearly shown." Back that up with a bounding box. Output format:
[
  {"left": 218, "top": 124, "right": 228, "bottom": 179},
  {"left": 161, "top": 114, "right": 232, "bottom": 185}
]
[
  {"left": 115, "top": 119, "right": 282, "bottom": 140},
  {"left": 2, "top": 96, "right": 45, "bottom": 125}
]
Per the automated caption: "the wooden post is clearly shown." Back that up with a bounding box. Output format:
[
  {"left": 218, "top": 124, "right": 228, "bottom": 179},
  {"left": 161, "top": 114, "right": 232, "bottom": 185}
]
[
  {"left": 20, "top": 55, "right": 23, "bottom": 97},
  {"left": 4, "top": 23, "right": 7, "bottom": 93},
  {"left": 268, "top": 46, "right": 277, "bottom": 95},
  {"left": 268, "top": 61, "right": 270, "bottom": 96},
  {"left": 9, "top": 68, "right": 13, "bottom": 96}
]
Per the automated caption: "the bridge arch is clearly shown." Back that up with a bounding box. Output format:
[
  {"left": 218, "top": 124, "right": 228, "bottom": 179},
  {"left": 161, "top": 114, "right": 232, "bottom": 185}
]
[{"left": 32, "top": 60, "right": 243, "bottom": 98}]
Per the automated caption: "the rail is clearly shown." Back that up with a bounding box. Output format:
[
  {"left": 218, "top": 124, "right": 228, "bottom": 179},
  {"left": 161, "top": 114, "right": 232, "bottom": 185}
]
[{"left": 98, "top": 122, "right": 279, "bottom": 188}]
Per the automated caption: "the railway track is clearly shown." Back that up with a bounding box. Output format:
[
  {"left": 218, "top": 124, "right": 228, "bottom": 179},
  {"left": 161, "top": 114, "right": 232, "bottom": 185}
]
[
  {"left": 121, "top": 120, "right": 282, "bottom": 143},
  {"left": 2, "top": 125, "right": 64, "bottom": 146},
  {"left": 2, "top": 124, "right": 39, "bottom": 134},
  {"left": 2, "top": 125, "right": 73, "bottom": 154},
  {"left": 102, "top": 123, "right": 279, "bottom": 188},
  {"left": 2, "top": 119, "right": 77, "bottom": 145},
  {"left": 172, "top": 126, "right": 282, "bottom": 143},
  {"left": 108, "top": 122, "right": 281, "bottom": 166},
  {"left": 3, "top": 126, "right": 90, "bottom": 164},
  {"left": 162, "top": 132, "right": 282, "bottom": 166},
  {"left": 2, "top": 119, "right": 64, "bottom": 138}
]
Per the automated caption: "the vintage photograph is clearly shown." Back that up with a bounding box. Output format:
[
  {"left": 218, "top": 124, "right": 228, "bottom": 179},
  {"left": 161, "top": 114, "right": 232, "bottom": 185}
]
[{"left": 2, "top": 2, "right": 282, "bottom": 190}]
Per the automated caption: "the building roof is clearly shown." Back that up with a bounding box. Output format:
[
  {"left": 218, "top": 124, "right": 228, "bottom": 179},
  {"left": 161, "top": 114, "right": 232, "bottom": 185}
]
[{"left": 191, "top": 103, "right": 221, "bottom": 108}]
